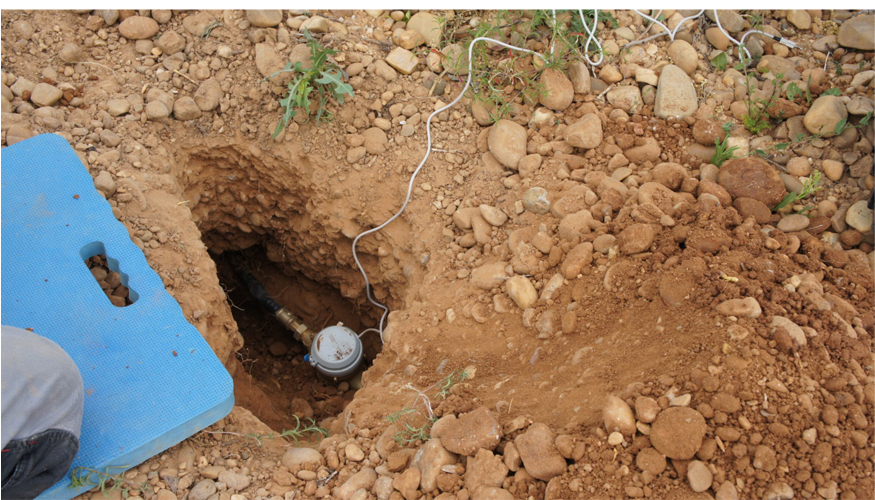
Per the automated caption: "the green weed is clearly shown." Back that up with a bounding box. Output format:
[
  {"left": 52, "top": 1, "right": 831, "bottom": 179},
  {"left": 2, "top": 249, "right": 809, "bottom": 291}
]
[
  {"left": 710, "top": 52, "right": 728, "bottom": 72},
  {"left": 741, "top": 72, "right": 783, "bottom": 135},
  {"left": 264, "top": 29, "right": 354, "bottom": 138},
  {"left": 200, "top": 21, "right": 223, "bottom": 42},
  {"left": 69, "top": 466, "right": 148, "bottom": 499},
  {"left": 385, "top": 369, "right": 470, "bottom": 446},
  {"left": 205, "top": 415, "right": 329, "bottom": 447},
  {"left": 439, "top": 10, "right": 616, "bottom": 123},
  {"left": 773, "top": 170, "right": 823, "bottom": 212},
  {"left": 250, "top": 416, "right": 329, "bottom": 446},
  {"left": 439, "top": 11, "right": 544, "bottom": 123},
  {"left": 785, "top": 81, "right": 802, "bottom": 102},
  {"left": 834, "top": 111, "right": 872, "bottom": 136},
  {"left": 712, "top": 136, "right": 739, "bottom": 167}
]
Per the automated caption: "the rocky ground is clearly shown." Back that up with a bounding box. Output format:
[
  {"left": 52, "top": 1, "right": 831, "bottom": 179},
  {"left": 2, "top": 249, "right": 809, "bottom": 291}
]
[{"left": 2, "top": 8, "right": 874, "bottom": 500}]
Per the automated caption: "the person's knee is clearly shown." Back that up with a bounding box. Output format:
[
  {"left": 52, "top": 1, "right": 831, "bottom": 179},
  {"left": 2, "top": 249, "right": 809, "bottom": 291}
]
[{"left": 2, "top": 325, "right": 84, "bottom": 499}]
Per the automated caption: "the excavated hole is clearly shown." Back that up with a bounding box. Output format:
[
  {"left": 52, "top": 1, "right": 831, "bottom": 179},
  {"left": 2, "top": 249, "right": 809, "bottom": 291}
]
[
  {"left": 212, "top": 246, "right": 381, "bottom": 432},
  {"left": 176, "top": 145, "right": 389, "bottom": 432}
]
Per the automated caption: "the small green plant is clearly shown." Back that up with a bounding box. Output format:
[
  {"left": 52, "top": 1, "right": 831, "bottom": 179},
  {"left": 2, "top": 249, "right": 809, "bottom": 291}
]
[
  {"left": 439, "top": 10, "right": 616, "bottom": 123},
  {"left": 436, "top": 368, "right": 470, "bottom": 399},
  {"left": 744, "top": 11, "right": 766, "bottom": 31},
  {"left": 251, "top": 416, "right": 329, "bottom": 446},
  {"left": 741, "top": 72, "right": 783, "bottom": 135},
  {"left": 439, "top": 11, "right": 545, "bottom": 123},
  {"left": 773, "top": 170, "right": 823, "bottom": 212},
  {"left": 822, "top": 87, "right": 842, "bottom": 96},
  {"left": 265, "top": 29, "right": 354, "bottom": 138},
  {"left": 785, "top": 81, "right": 802, "bottom": 102},
  {"left": 712, "top": 136, "right": 739, "bottom": 167},
  {"left": 70, "top": 466, "right": 147, "bottom": 499},
  {"left": 834, "top": 111, "right": 873, "bottom": 136},
  {"left": 710, "top": 52, "right": 728, "bottom": 72},
  {"left": 205, "top": 415, "right": 328, "bottom": 446},
  {"left": 752, "top": 130, "right": 825, "bottom": 159},
  {"left": 385, "top": 369, "right": 470, "bottom": 446},
  {"left": 743, "top": 110, "right": 771, "bottom": 135},
  {"left": 200, "top": 21, "right": 223, "bottom": 41}
]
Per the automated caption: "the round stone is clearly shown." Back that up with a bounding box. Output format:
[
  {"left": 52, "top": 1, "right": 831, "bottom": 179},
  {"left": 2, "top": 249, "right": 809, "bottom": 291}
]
[
  {"left": 522, "top": 187, "right": 550, "bottom": 214},
  {"left": 650, "top": 407, "right": 707, "bottom": 460}
]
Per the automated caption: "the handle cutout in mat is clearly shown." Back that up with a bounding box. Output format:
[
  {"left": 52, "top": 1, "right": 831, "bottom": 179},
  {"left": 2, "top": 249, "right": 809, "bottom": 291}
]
[{"left": 80, "top": 242, "right": 139, "bottom": 307}]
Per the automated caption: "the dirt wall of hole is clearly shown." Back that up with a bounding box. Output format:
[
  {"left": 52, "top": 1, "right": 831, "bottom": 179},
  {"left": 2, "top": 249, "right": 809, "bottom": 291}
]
[
  {"left": 165, "top": 137, "right": 431, "bottom": 399},
  {"left": 172, "top": 139, "right": 413, "bottom": 317}
]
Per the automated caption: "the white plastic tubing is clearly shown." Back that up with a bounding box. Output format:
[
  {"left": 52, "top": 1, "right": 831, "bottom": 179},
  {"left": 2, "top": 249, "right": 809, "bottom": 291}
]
[{"left": 629, "top": 10, "right": 797, "bottom": 61}]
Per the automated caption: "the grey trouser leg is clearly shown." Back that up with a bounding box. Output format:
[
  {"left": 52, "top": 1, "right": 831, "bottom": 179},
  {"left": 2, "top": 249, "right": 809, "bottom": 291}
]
[{"left": 2, "top": 325, "right": 84, "bottom": 499}]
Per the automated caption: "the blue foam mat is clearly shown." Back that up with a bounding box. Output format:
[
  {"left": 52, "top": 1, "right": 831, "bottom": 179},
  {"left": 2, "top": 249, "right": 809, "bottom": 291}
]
[{"left": 1, "top": 134, "right": 233, "bottom": 499}]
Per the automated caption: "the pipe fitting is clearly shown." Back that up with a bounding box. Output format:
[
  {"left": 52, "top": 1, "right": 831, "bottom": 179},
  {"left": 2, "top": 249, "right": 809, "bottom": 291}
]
[{"left": 276, "top": 307, "right": 313, "bottom": 347}]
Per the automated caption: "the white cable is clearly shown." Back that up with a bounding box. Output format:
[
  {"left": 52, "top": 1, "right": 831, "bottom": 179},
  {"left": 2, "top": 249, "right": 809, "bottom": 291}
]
[
  {"left": 628, "top": 9, "right": 704, "bottom": 47},
  {"left": 632, "top": 9, "right": 673, "bottom": 42},
  {"left": 712, "top": 10, "right": 749, "bottom": 60},
  {"left": 625, "top": 10, "right": 798, "bottom": 69},
  {"left": 578, "top": 9, "right": 604, "bottom": 66},
  {"left": 351, "top": 37, "right": 548, "bottom": 344}
]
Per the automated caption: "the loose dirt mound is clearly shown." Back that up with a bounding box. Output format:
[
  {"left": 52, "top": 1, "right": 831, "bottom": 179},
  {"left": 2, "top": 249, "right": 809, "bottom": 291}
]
[{"left": 2, "top": 8, "right": 873, "bottom": 500}]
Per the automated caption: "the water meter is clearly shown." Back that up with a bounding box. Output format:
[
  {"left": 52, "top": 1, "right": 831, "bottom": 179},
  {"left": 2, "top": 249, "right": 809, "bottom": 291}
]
[{"left": 305, "top": 325, "right": 363, "bottom": 380}]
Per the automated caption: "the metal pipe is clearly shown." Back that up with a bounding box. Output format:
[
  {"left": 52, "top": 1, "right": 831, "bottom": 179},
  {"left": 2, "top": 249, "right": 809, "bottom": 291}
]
[{"left": 234, "top": 262, "right": 313, "bottom": 347}]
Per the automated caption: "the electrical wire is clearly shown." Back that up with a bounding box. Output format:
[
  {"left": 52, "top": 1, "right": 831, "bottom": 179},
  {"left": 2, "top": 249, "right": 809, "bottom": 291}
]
[
  {"left": 351, "top": 36, "right": 549, "bottom": 344},
  {"left": 626, "top": 9, "right": 704, "bottom": 47},
  {"left": 711, "top": 10, "right": 747, "bottom": 58},
  {"left": 551, "top": 9, "right": 604, "bottom": 67},
  {"left": 578, "top": 9, "right": 604, "bottom": 66},
  {"left": 626, "top": 10, "right": 797, "bottom": 66}
]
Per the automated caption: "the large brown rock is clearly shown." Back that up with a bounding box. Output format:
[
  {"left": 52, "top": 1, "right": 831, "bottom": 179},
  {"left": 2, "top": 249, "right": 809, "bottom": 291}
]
[
  {"left": 119, "top": 16, "right": 159, "bottom": 39},
  {"left": 666, "top": 41, "right": 697, "bottom": 75},
  {"left": 624, "top": 137, "right": 661, "bottom": 164},
  {"left": 438, "top": 407, "right": 502, "bottom": 456},
  {"left": 717, "top": 157, "right": 787, "bottom": 207},
  {"left": 488, "top": 120, "right": 527, "bottom": 170},
  {"left": 407, "top": 12, "right": 441, "bottom": 46},
  {"left": 465, "top": 449, "right": 509, "bottom": 492},
  {"left": 565, "top": 114, "right": 602, "bottom": 149},
  {"left": 650, "top": 407, "right": 707, "bottom": 460},
  {"left": 412, "top": 439, "right": 457, "bottom": 492},
  {"left": 246, "top": 10, "right": 283, "bottom": 27},
  {"left": 539, "top": 68, "right": 574, "bottom": 111},
  {"left": 617, "top": 224, "right": 656, "bottom": 254},
  {"left": 837, "top": 14, "right": 875, "bottom": 51},
  {"left": 155, "top": 30, "right": 186, "bottom": 55},
  {"left": 733, "top": 197, "right": 772, "bottom": 224},
  {"left": 804, "top": 95, "right": 848, "bottom": 138},
  {"left": 692, "top": 119, "right": 725, "bottom": 146},
  {"left": 514, "top": 423, "right": 567, "bottom": 481}
]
